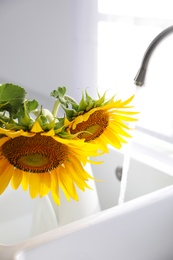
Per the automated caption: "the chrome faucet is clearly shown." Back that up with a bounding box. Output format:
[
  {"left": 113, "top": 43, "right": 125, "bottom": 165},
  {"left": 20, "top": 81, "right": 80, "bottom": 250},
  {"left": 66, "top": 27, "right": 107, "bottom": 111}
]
[{"left": 134, "top": 25, "right": 173, "bottom": 86}]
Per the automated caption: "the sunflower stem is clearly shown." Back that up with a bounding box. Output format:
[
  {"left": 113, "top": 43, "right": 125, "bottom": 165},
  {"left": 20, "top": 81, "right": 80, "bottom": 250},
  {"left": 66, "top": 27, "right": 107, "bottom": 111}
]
[
  {"left": 52, "top": 100, "right": 60, "bottom": 117},
  {"left": 64, "top": 95, "right": 78, "bottom": 104}
]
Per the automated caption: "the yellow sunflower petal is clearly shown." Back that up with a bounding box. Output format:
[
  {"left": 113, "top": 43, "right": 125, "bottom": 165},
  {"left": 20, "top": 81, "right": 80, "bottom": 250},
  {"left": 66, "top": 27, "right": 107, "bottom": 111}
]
[
  {"left": 41, "top": 129, "right": 55, "bottom": 137},
  {"left": 29, "top": 173, "right": 41, "bottom": 198},
  {"left": 114, "top": 114, "right": 138, "bottom": 122},
  {"left": 39, "top": 172, "right": 51, "bottom": 197},
  {"left": 21, "top": 171, "right": 30, "bottom": 191},
  {"left": 0, "top": 128, "right": 35, "bottom": 138},
  {"left": 116, "top": 110, "right": 139, "bottom": 115},
  {"left": 111, "top": 119, "right": 130, "bottom": 130},
  {"left": 59, "top": 166, "right": 78, "bottom": 201},
  {"left": 118, "top": 95, "right": 135, "bottom": 107},
  {"left": 0, "top": 157, "right": 10, "bottom": 176},
  {"left": 53, "top": 136, "right": 99, "bottom": 160},
  {"left": 105, "top": 95, "right": 135, "bottom": 109},
  {"left": 103, "top": 129, "right": 122, "bottom": 149},
  {"left": 110, "top": 123, "right": 132, "bottom": 138},
  {"left": 91, "top": 138, "right": 109, "bottom": 153},
  {"left": 0, "top": 164, "right": 13, "bottom": 194},
  {"left": 73, "top": 115, "right": 84, "bottom": 125},
  {"left": 65, "top": 161, "right": 91, "bottom": 191},
  {"left": 11, "top": 168, "right": 23, "bottom": 190},
  {"left": 106, "top": 124, "right": 130, "bottom": 143},
  {"left": 51, "top": 170, "right": 60, "bottom": 205},
  {"left": 31, "top": 121, "right": 43, "bottom": 133},
  {"left": 68, "top": 154, "right": 93, "bottom": 181}
]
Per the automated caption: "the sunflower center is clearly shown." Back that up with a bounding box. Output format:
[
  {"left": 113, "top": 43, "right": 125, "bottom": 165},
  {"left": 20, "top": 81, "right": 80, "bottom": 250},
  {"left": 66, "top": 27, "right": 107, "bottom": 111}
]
[
  {"left": 2, "top": 134, "right": 68, "bottom": 173},
  {"left": 70, "top": 110, "right": 109, "bottom": 141}
]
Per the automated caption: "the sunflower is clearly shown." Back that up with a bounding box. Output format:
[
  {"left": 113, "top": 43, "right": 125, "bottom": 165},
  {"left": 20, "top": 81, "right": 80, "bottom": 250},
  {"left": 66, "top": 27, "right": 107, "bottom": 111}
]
[
  {"left": 59, "top": 90, "right": 138, "bottom": 152},
  {"left": 0, "top": 121, "right": 100, "bottom": 205}
]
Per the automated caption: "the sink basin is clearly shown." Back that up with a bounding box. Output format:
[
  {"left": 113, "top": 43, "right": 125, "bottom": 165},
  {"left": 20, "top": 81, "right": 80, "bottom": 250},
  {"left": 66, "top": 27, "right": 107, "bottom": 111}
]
[
  {"left": 92, "top": 145, "right": 173, "bottom": 209},
  {"left": 0, "top": 146, "right": 173, "bottom": 260}
]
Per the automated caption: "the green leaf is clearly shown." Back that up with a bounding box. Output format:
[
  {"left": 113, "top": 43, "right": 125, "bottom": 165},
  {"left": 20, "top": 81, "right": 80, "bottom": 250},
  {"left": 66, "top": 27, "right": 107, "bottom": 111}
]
[
  {"left": 85, "top": 91, "right": 93, "bottom": 103},
  {"left": 26, "top": 99, "right": 39, "bottom": 112},
  {"left": 0, "top": 83, "right": 27, "bottom": 114},
  {"left": 0, "top": 102, "right": 9, "bottom": 109},
  {"left": 14, "top": 99, "right": 38, "bottom": 127},
  {"left": 94, "top": 92, "right": 106, "bottom": 107},
  {"left": 54, "top": 118, "right": 65, "bottom": 130},
  {"left": 50, "top": 86, "right": 66, "bottom": 99},
  {"left": 78, "top": 93, "right": 88, "bottom": 111},
  {"left": 63, "top": 108, "right": 75, "bottom": 121},
  {"left": 50, "top": 86, "right": 68, "bottom": 107}
]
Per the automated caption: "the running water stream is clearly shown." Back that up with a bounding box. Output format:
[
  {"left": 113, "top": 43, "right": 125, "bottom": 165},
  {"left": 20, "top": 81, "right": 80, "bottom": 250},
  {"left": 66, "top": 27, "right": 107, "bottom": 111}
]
[
  {"left": 118, "top": 87, "right": 138, "bottom": 204},
  {"left": 118, "top": 141, "right": 132, "bottom": 204}
]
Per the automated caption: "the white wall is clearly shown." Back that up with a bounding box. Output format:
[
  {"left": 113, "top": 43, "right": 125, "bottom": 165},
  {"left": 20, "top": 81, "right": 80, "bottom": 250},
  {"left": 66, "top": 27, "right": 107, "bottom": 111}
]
[{"left": 0, "top": 0, "right": 98, "bottom": 109}]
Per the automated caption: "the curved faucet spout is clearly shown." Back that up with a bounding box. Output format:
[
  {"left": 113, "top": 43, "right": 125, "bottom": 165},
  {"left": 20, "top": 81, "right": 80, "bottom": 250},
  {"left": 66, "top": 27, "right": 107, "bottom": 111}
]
[{"left": 134, "top": 25, "right": 173, "bottom": 86}]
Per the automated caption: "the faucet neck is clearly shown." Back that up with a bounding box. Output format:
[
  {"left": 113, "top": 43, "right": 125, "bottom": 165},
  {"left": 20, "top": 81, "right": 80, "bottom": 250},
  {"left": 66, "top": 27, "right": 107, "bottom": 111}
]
[{"left": 134, "top": 25, "right": 173, "bottom": 86}]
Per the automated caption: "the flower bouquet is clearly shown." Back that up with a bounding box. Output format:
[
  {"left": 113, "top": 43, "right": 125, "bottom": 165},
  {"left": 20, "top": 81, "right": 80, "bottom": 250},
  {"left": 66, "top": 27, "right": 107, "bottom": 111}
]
[{"left": 0, "top": 83, "right": 137, "bottom": 205}]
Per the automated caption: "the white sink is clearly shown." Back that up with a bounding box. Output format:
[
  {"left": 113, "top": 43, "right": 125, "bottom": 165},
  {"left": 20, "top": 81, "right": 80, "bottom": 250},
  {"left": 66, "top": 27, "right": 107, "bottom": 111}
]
[{"left": 0, "top": 146, "right": 173, "bottom": 260}]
